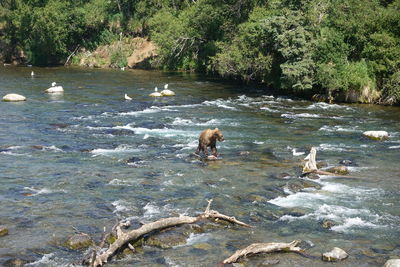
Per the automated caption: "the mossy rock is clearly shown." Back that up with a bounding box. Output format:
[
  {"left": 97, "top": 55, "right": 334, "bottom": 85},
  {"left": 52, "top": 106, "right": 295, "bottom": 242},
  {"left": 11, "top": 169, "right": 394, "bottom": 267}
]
[
  {"left": 145, "top": 230, "right": 187, "bottom": 249},
  {"left": 65, "top": 233, "right": 94, "bottom": 250},
  {"left": 4, "top": 257, "right": 33, "bottom": 267},
  {"left": 320, "top": 219, "right": 336, "bottom": 229},
  {"left": 326, "top": 166, "right": 349, "bottom": 175},
  {"left": 0, "top": 225, "right": 9, "bottom": 237},
  {"left": 193, "top": 242, "right": 212, "bottom": 250}
]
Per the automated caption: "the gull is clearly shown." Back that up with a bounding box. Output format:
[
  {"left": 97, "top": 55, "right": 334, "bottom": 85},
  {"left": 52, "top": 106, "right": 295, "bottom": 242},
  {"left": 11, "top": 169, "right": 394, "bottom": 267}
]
[{"left": 124, "top": 94, "right": 132, "bottom": 100}]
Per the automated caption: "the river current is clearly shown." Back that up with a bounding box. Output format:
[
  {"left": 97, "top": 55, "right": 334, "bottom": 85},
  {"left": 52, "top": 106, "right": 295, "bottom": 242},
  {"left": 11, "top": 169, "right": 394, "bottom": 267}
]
[{"left": 0, "top": 66, "right": 399, "bottom": 266}]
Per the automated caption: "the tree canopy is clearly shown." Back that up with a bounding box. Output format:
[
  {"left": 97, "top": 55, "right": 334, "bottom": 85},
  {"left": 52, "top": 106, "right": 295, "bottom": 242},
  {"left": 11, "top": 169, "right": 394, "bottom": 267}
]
[{"left": 1, "top": 0, "right": 399, "bottom": 104}]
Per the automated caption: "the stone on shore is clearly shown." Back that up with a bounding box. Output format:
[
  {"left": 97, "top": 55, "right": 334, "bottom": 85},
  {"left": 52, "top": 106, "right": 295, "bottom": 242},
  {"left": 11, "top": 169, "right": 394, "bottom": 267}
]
[
  {"left": 0, "top": 225, "right": 9, "bottom": 237},
  {"left": 65, "top": 233, "right": 93, "bottom": 250},
  {"left": 363, "top": 131, "right": 389, "bottom": 140},
  {"left": 2, "top": 94, "right": 26, "bottom": 102},
  {"left": 383, "top": 259, "right": 400, "bottom": 267},
  {"left": 322, "top": 247, "right": 348, "bottom": 262}
]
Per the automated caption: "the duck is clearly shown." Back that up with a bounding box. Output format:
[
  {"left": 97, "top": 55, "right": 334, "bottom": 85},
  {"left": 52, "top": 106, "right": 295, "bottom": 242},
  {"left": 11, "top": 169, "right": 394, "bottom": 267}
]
[
  {"left": 124, "top": 94, "right": 132, "bottom": 100},
  {"left": 149, "top": 87, "right": 162, "bottom": 97},
  {"left": 45, "top": 82, "right": 64, "bottom": 93},
  {"left": 160, "top": 83, "right": 175, "bottom": 96}
]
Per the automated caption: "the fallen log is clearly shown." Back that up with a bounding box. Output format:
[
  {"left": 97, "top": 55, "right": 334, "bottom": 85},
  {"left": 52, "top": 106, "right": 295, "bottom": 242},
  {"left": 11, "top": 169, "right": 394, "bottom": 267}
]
[
  {"left": 86, "top": 199, "right": 251, "bottom": 267},
  {"left": 302, "top": 147, "right": 361, "bottom": 178},
  {"left": 223, "top": 240, "right": 303, "bottom": 264}
]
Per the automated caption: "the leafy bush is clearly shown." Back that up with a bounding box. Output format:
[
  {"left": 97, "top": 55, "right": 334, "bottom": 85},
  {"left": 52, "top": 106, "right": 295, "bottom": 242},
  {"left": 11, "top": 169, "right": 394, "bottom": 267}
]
[{"left": 110, "top": 48, "right": 127, "bottom": 68}]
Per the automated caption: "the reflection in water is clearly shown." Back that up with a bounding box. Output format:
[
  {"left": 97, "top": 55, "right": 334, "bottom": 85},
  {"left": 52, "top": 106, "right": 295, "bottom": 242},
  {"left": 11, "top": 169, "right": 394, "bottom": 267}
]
[{"left": 0, "top": 66, "right": 400, "bottom": 266}]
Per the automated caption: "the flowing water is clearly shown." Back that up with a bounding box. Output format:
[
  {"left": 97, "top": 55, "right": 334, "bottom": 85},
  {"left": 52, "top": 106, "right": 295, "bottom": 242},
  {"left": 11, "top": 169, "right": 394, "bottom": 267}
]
[{"left": 0, "top": 66, "right": 399, "bottom": 266}]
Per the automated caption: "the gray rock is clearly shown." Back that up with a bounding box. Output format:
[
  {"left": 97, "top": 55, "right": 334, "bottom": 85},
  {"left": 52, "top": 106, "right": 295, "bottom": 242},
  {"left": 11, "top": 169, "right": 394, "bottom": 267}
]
[
  {"left": 383, "top": 259, "right": 400, "bottom": 267},
  {"left": 322, "top": 247, "right": 348, "bottom": 262},
  {"left": 326, "top": 166, "right": 349, "bottom": 175},
  {"left": 2, "top": 94, "right": 26, "bottom": 102},
  {"left": 320, "top": 219, "right": 336, "bottom": 229},
  {"left": 4, "top": 258, "right": 32, "bottom": 267},
  {"left": 259, "top": 259, "right": 280, "bottom": 266},
  {"left": 65, "top": 233, "right": 93, "bottom": 250},
  {"left": 363, "top": 130, "right": 389, "bottom": 140},
  {"left": 0, "top": 225, "right": 8, "bottom": 237}
]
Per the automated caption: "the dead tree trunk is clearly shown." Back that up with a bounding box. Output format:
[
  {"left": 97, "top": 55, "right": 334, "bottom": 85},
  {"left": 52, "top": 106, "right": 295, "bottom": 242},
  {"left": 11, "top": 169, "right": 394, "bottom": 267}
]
[
  {"left": 223, "top": 240, "right": 303, "bottom": 264},
  {"left": 302, "top": 147, "right": 359, "bottom": 177},
  {"left": 87, "top": 199, "right": 251, "bottom": 267}
]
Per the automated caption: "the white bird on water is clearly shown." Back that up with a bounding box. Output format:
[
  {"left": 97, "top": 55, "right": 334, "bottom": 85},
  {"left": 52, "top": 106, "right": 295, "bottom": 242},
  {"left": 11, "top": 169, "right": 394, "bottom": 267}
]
[
  {"left": 45, "top": 82, "right": 64, "bottom": 94},
  {"left": 164, "top": 84, "right": 168, "bottom": 89},
  {"left": 31, "top": 71, "right": 35, "bottom": 77},
  {"left": 124, "top": 94, "right": 132, "bottom": 100}
]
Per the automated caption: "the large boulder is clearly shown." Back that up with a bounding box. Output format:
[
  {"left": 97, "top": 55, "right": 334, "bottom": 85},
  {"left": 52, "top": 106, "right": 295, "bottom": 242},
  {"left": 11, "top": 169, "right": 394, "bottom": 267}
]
[
  {"left": 2, "top": 94, "right": 26, "bottom": 102},
  {"left": 322, "top": 247, "right": 348, "bottom": 262},
  {"left": 383, "top": 259, "right": 400, "bottom": 267},
  {"left": 363, "top": 131, "right": 389, "bottom": 140}
]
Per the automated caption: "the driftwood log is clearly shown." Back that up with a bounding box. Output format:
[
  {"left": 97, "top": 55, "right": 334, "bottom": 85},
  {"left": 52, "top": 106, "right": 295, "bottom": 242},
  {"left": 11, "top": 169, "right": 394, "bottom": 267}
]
[
  {"left": 302, "top": 147, "right": 358, "bottom": 177},
  {"left": 223, "top": 240, "right": 303, "bottom": 264},
  {"left": 87, "top": 199, "right": 252, "bottom": 267}
]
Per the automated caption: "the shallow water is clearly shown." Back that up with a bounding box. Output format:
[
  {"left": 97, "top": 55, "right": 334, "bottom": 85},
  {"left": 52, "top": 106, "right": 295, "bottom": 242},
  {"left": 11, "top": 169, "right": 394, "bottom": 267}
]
[{"left": 0, "top": 66, "right": 399, "bottom": 266}]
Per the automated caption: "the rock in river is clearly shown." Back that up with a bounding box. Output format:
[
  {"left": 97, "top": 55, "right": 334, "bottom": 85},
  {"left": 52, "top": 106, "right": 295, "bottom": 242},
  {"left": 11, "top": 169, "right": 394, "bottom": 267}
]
[
  {"left": 0, "top": 225, "right": 9, "bottom": 237},
  {"left": 322, "top": 247, "right": 348, "bottom": 262},
  {"left": 65, "top": 233, "right": 94, "bottom": 250},
  {"left": 383, "top": 259, "right": 400, "bottom": 267},
  {"left": 2, "top": 94, "right": 26, "bottom": 102},
  {"left": 363, "top": 130, "right": 389, "bottom": 140}
]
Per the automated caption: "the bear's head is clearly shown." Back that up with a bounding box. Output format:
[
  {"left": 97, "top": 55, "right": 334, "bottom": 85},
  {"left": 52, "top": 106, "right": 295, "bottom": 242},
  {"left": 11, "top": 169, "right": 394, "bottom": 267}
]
[{"left": 213, "top": 128, "right": 225, "bottom": 141}]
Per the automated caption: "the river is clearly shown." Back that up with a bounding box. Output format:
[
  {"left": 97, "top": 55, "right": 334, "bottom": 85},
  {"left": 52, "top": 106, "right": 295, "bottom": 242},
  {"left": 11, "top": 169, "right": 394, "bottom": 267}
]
[{"left": 0, "top": 66, "right": 399, "bottom": 266}]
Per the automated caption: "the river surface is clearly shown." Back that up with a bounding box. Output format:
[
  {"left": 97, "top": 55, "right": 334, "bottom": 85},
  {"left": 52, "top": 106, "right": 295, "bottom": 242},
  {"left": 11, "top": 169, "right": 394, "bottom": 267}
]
[{"left": 0, "top": 66, "right": 399, "bottom": 266}]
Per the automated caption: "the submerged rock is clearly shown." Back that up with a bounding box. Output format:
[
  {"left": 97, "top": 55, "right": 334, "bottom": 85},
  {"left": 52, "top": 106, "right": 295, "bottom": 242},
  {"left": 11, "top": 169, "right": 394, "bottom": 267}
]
[
  {"left": 260, "top": 259, "right": 280, "bottom": 266},
  {"left": 0, "top": 225, "right": 9, "bottom": 237},
  {"left": 326, "top": 166, "right": 349, "bottom": 175},
  {"left": 2, "top": 94, "right": 26, "bottom": 102},
  {"left": 4, "top": 257, "right": 33, "bottom": 267},
  {"left": 320, "top": 219, "right": 336, "bottom": 229},
  {"left": 383, "top": 259, "right": 400, "bottom": 267},
  {"left": 363, "top": 131, "right": 389, "bottom": 140},
  {"left": 287, "top": 179, "right": 322, "bottom": 193},
  {"left": 339, "top": 159, "right": 354, "bottom": 166},
  {"left": 145, "top": 230, "right": 187, "bottom": 248},
  {"left": 322, "top": 247, "right": 348, "bottom": 262},
  {"left": 65, "top": 233, "right": 94, "bottom": 250}
]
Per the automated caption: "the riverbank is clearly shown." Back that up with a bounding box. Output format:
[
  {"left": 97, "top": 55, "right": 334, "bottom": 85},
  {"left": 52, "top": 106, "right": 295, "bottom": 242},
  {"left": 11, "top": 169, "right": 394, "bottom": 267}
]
[{"left": 0, "top": 38, "right": 397, "bottom": 106}]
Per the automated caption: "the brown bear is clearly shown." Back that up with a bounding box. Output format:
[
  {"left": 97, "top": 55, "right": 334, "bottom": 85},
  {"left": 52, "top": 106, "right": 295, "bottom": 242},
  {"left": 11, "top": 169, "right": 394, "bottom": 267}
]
[{"left": 195, "top": 128, "right": 225, "bottom": 157}]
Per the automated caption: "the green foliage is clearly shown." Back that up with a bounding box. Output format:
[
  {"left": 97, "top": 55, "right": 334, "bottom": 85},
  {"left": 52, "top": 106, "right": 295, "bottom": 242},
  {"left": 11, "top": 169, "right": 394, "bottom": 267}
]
[
  {"left": 382, "top": 71, "right": 400, "bottom": 103},
  {"left": 342, "top": 60, "right": 375, "bottom": 92},
  {"left": 110, "top": 48, "right": 128, "bottom": 68},
  {"left": 1, "top": 0, "right": 400, "bottom": 103}
]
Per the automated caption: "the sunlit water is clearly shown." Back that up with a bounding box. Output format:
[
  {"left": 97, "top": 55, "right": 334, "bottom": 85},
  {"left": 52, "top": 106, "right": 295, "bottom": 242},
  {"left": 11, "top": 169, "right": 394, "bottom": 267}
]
[{"left": 0, "top": 66, "right": 399, "bottom": 266}]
